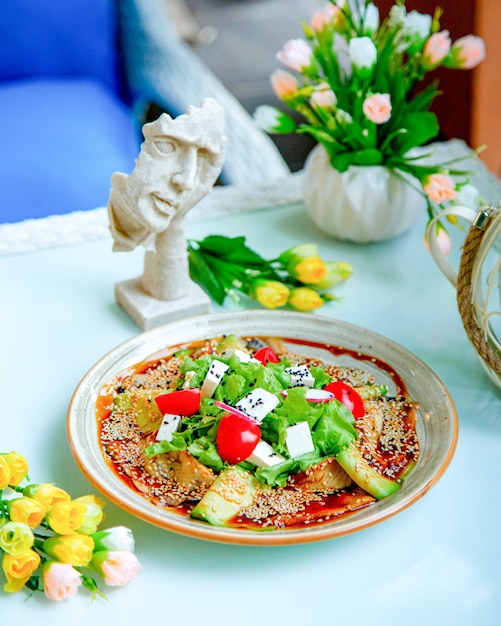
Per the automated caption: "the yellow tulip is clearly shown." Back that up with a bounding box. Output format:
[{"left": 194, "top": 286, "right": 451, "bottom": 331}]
[
  {"left": 278, "top": 244, "right": 327, "bottom": 285},
  {"left": 0, "top": 521, "right": 34, "bottom": 557},
  {"left": 23, "top": 483, "right": 71, "bottom": 512},
  {"left": 0, "top": 452, "right": 29, "bottom": 486},
  {"left": 46, "top": 501, "right": 87, "bottom": 535},
  {"left": 2, "top": 549, "right": 41, "bottom": 593},
  {"left": 43, "top": 534, "right": 95, "bottom": 567},
  {"left": 288, "top": 287, "right": 325, "bottom": 311},
  {"left": 0, "top": 456, "right": 9, "bottom": 490},
  {"left": 7, "top": 497, "right": 46, "bottom": 529},
  {"left": 309, "top": 260, "right": 353, "bottom": 290},
  {"left": 292, "top": 256, "right": 327, "bottom": 285},
  {"left": 73, "top": 495, "right": 106, "bottom": 535},
  {"left": 250, "top": 279, "right": 290, "bottom": 309}
]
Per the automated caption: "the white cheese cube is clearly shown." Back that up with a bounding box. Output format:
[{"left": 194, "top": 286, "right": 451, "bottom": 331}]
[
  {"left": 285, "top": 421, "right": 315, "bottom": 458},
  {"left": 285, "top": 364, "right": 315, "bottom": 387},
  {"left": 235, "top": 388, "right": 279, "bottom": 422},
  {"left": 155, "top": 413, "right": 182, "bottom": 442},
  {"left": 247, "top": 441, "right": 285, "bottom": 468},
  {"left": 221, "top": 347, "right": 259, "bottom": 363},
  {"left": 182, "top": 370, "right": 196, "bottom": 389},
  {"left": 200, "top": 359, "right": 229, "bottom": 398}
]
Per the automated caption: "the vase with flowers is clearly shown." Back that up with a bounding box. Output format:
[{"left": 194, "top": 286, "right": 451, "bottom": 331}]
[{"left": 254, "top": 0, "right": 486, "bottom": 244}]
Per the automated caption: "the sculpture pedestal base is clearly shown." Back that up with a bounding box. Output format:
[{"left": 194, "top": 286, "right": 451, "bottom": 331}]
[{"left": 115, "top": 277, "right": 211, "bottom": 330}]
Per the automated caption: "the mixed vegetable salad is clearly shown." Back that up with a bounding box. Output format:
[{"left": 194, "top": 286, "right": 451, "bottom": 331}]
[{"left": 100, "top": 334, "right": 419, "bottom": 529}]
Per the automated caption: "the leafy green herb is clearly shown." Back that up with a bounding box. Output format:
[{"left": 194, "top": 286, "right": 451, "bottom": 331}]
[{"left": 187, "top": 237, "right": 352, "bottom": 311}]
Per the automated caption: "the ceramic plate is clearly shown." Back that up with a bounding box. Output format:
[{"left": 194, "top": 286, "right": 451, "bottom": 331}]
[{"left": 67, "top": 310, "right": 458, "bottom": 546}]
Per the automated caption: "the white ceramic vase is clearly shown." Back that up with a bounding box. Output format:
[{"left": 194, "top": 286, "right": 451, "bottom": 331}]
[{"left": 303, "top": 144, "right": 427, "bottom": 243}]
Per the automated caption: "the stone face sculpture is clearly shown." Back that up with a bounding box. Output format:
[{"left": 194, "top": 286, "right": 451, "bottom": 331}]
[{"left": 108, "top": 97, "right": 226, "bottom": 328}]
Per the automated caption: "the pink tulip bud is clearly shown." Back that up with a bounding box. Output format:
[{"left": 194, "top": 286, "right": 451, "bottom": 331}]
[
  {"left": 92, "top": 550, "right": 141, "bottom": 587},
  {"left": 449, "top": 35, "right": 486, "bottom": 69},
  {"left": 310, "top": 82, "right": 337, "bottom": 108},
  {"left": 276, "top": 39, "right": 313, "bottom": 72},
  {"left": 423, "top": 173, "right": 457, "bottom": 204},
  {"left": 42, "top": 561, "right": 82, "bottom": 602},
  {"left": 424, "top": 221, "right": 452, "bottom": 257},
  {"left": 422, "top": 31, "right": 452, "bottom": 69},
  {"left": 270, "top": 70, "right": 299, "bottom": 100},
  {"left": 362, "top": 93, "right": 392, "bottom": 124},
  {"left": 310, "top": 4, "right": 340, "bottom": 32}
]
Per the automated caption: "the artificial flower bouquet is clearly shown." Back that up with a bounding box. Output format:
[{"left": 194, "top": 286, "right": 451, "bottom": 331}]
[
  {"left": 188, "top": 236, "right": 352, "bottom": 311},
  {"left": 0, "top": 451, "right": 140, "bottom": 602},
  {"left": 254, "top": 0, "right": 486, "bottom": 243}
]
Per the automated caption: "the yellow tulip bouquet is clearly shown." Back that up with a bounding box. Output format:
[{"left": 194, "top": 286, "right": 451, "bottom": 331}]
[
  {"left": 188, "top": 236, "right": 352, "bottom": 312},
  {"left": 0, "top": 451, "right": 140, "bottom": 601}
]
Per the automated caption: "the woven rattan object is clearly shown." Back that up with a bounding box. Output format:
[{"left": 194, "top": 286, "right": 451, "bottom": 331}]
[{"left": 428, "top": 205, "right": 501, "bottom": 388}]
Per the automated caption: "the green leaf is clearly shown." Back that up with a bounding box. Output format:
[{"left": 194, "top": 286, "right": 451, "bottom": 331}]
[
  {"left": 390, "top": 111, "right": 439, "bottom": 154},
  {"left": 329, "top": 147, "right": 384, "bottom": 172},
  {"left": 312, "top": 402, "right": 357, "bottom": 456},
  {"left": 351, "top": 148, "right": 384, "bottom": 166},
  {"left": 145, "top": 432, "right": 187, "bottom": 458},
  {"left": 187, "top": 436, "right": 224, "bottom": 472},
  {"left": 187, "top": 246, "right": 227, "bottom": 305},
  {"left": 196, "top": 235, "right": 267, "bottom": 267}
]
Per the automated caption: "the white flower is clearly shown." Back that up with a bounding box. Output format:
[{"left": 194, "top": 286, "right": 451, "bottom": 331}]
[
  {"left": 451, "top": 183, "right": 480, "bottom": 209},
  {"left": 333, "top": 33, "right": 352, "bottom": 80},
  {"left": 253, "top": 105, "right": 284, "bottom": 132},
  {"left": 253, "top": 105, "right": 296, "bottom": 133},
  {"left": 344, "top": 1, "right": 379, "bottom": 35},
  {"left": 349, "top": 37, "right": 377, "bottom": 74},
  {"left": 363, "top": 3, "right": 380, "bottom": 35},
  {"left": 92, "top": 526, "right": 136, "bottom": 552},
  {"left": 405, "top": 10, "right": 432, "bottom": 39}
]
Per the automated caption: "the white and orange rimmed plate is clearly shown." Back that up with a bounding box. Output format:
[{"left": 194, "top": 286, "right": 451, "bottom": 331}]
[{"left": 67, "top": 310, "right": 458, "bottom": 546}]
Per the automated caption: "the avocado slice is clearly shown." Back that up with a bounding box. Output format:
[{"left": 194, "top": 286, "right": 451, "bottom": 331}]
[
  {"left": 190, "top": 465, "right": 258, "bottom": 526},
  {"left": 336, "top": 441, "right": 401, "bottom": 500},
  {"left": 217, "top": 334, "right": 246, "bottom": 353},
  {"left": 114, "top": 391, "right": 163, "bottom": 433}
]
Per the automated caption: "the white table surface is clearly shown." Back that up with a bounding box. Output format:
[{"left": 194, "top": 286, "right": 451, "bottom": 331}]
[{"left": 2, "top": 165, "right": 501, "bottom": 624}]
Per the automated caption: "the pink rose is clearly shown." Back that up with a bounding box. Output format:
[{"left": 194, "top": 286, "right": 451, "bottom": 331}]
[
  {"left": 270, "top": 70, "right": 299, "bottom": 100},
  {"left": 423, "top": 173, "right": 457, "bottom": 203},
  {"left": 450, "top": 35, "right": 486, "bottom": 69},
  {"left": 92, "top": 550, "right": 141, "bottom": 587},
  {"left": 310, "top": 82, "right": 337, "bottom": 108},
  {"left": 422, "top": 30, "right": 451, "bottom": 69},
  {"left": 362, "top": 93, "right": 392, "bottom": 124},
  {"left": 276, "top": 39, "right": 312, "bottom": 72},
  {"left": 43, "top": 561, "right": 82, "bottom": 602}
]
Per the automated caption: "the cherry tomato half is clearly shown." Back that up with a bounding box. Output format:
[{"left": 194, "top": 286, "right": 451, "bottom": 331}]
[
  {"left": 216, "top": 412, "right": 261, "bottom": 465},
  {"left": 253, "top": 347, "right": 280, "bottom": 365},
  {"left": 154, "top": 388, "right": 201, "bottom": 416},
  {"left": 324, "top": 381, "right": 364, "bottom": 418}
]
